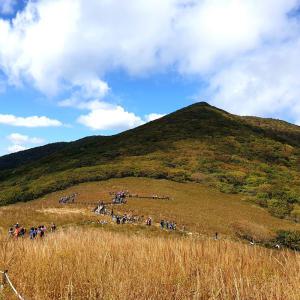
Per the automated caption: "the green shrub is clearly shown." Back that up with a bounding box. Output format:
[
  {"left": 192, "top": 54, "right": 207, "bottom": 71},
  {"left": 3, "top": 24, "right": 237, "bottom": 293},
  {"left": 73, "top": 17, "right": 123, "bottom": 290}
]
[
  {"left": 275, "top": 230, "right": 300, "bottom": 251},
  {"left": 267, "top": 199, "right": 292, "bottom": 218}
]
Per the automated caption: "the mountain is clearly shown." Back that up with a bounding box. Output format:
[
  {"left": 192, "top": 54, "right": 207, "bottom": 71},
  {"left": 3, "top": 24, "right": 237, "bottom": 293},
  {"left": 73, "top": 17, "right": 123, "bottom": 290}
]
[{"left": 0, "top": 102, "right": 299, "bottom": 221}]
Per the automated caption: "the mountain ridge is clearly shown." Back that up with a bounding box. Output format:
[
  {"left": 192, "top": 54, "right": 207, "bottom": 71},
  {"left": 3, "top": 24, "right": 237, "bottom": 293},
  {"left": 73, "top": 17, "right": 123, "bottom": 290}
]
[
  {"left": 1, "top": 101, "right": 300, "bottom": 168},
  {"left": 0, "top": 102, "right": 299, "bottom": 222}
]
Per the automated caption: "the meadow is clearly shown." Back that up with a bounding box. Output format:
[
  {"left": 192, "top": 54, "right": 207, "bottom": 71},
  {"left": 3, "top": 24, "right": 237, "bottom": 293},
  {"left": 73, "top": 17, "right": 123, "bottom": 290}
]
[
  {"left": 0, "top": 178, "right": 299, "bottom": 240},
  {"left": 0, "top": 229, "right": 299, "bottom": 300},
  {"left": 0, "top": 177, "right": 299, "bottom": 299}
]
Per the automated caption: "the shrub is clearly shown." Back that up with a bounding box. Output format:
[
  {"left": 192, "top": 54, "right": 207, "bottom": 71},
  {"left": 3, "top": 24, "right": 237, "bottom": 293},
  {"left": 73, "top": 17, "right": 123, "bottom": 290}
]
[
  {"left": 275, "top": 230, "right": 300, "bottom": 251},
  {"left": 290, "top": 205, "right": 300, "bottom": 223},
  {"left": 267, "top": 199, "right": 292, "bottom": 218}
]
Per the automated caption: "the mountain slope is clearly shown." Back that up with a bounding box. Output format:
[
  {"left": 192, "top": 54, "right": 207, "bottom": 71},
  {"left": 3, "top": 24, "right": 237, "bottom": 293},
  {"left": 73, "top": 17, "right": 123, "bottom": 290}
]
[
  {"left": 0, "top": 142, "right": 67, "bottom": 170},
  {"left": 0, "top": 102, "right": 299, "bottom": 221}
]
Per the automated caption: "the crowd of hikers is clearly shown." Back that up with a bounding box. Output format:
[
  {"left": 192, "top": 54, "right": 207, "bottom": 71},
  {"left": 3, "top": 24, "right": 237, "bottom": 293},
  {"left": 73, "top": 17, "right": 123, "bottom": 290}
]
[
  {"left": 8, "top": 222, "right": 57, "bottom": 239},
  {"left": 59, "top": 193, "right": 78, "bottom": 204},
  {"left": 93, "top": 194, "right": 178, "bottom": 230},
  {"left": 160, "top": 220, "right": 177, "bottom": 230},
  {"left": 112, "top": 213, "right": 141, "bottom": 224},
  {"left": 111, "top": 191, "right": 128, "bottom": 204}
]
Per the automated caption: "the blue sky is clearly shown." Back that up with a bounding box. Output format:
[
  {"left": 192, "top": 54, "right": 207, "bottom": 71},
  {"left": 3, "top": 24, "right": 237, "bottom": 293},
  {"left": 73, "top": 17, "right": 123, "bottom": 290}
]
[{"left": 0, "top": 0, "right": 300, "bottom": 156}]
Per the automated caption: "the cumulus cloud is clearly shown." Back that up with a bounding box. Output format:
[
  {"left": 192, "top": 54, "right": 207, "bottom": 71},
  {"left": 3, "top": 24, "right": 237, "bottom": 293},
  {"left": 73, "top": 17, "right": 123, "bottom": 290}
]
[
  {"left": 60, "top": 99, "right": 164, "bottom": 131},
  {"left": 6, "top": 132, "right": 46, "bottom": 153},
  {"left": 208, "top": 38, "right": 300, "bottom": 120},
  {"left": 76, "top": 101, "right": 144, "bottom": 131},
  {"left": 145, "top": 113, "right": 165, "bottom": 122},
  {"left": 0, "top": 0, "right": 300, "bottom": 123},
  {"left": 0, "top": 114, "right": 62, "bottom": 127},
  {"left": 7, "top": 133, "right": 45, "bottom": 145}
]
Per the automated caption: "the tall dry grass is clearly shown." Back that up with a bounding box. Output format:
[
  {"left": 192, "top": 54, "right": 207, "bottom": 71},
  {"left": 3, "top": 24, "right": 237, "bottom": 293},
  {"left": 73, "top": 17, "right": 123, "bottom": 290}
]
[{"left": 0, "top": 228, "right": 299, "bottom": 300}]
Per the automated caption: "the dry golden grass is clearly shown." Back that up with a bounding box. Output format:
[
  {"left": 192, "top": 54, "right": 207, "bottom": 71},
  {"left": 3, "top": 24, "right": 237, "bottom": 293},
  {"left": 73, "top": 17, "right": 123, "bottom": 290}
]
[
  {"left": 0, "top": 178, "right": 299, "bottom": 299},
  {"left": 0, "top": 178, "right": 298, "bottom": 239},
  {"left": 0, "top": 228, "right": 299, "bottom": 300}
]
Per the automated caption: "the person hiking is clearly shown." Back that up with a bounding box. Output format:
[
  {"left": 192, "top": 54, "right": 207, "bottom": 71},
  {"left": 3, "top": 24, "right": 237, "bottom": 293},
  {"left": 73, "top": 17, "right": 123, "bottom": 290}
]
[
  {"left": 29, "top": 227, "right": 35, "bottom": 240},
  {"left": 19, "top": 227, "right": 26, "bottom": 237},
  {"left": 8, "top": 227, "right": 14, "bottom": 237},
  {"left": 14, "top": 226, "right": 21, "bottom": 238},
  {"left": 160, "top": 220, "right": 164, "bottom": 229},
  {"left": 38, "top": 226, "right": 45, "bottom": 238},
  {"left": 51, "top": 223, "right": 56, "bottom": 232},
  {"left": 42, "top": 225, "right": 47, "bottom": 234},
  {"left": 146, "top": 217, "right": 152, "bottom": 226}
]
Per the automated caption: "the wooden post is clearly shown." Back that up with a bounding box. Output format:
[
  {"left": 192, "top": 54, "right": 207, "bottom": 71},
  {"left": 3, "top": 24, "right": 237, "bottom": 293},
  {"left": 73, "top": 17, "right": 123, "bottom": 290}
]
[
  {"left": 3, "top": 271, "right": 7, "bottom": 286},
  {"left": 1, "top": 270, "right": 7, "bottom": 287}
]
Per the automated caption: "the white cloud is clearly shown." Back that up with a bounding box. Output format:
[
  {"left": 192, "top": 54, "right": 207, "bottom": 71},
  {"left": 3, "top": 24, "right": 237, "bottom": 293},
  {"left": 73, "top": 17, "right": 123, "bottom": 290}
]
[
  {"left": 1, "top": 0, "right": 296, "bottom": 91},
  {"left": 0, "top": 0, "right": 16, "bottom": 15},
  {"left": 60, "top": 99, "right": 163, "bottom": 131},
  {"left": 208, "top": 38, "right": 300, "bottom": 121},
  {"left": 6, "top": 132, "right": 46, "bottom": 154},
  {"left": 7, "top": 133, "right": 45, "bottom": 145},
  {"left": 77, "top": 101, "right": 144, "bottom": 131},
  {"left": 145, "top": 113, "right": 165, "bottom": 122},
  {"left": 7, "top": 144, "right": 27, "bottom": 153},
  {"left": 0, "top": 0, "right": 300, "bottom": 123},
  {"left": 0, "top": 114, "right": 62, "bottom": 127},
  {"left": 72, "top": 78, "right": 109, "bottom": 100}
]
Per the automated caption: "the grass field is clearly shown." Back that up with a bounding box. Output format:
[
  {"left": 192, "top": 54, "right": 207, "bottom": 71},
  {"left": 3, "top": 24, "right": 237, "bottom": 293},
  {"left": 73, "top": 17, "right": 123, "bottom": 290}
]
[
  {"left": 0, "top": 229, "right": 299, "bottom": 300},
  {"left": 0, "top": 178, "right": 299, "bottom": 299},
  {"left": 0, "top": 178, "right": 299, "bottom": 240}
]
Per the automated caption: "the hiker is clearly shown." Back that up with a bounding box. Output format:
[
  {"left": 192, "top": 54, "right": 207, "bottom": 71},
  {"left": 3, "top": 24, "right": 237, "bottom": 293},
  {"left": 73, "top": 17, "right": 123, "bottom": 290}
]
[
  {"left": 116, "top": 216, "right": 121, "bottom": 224},
  {"left": 14, "top": 226, "right": 21, "bottom": 238},
  {"left": 215, "top": 232, "right": 218, "bottom": 240},
  {"left": 38, "top": 226, "right": 45, "bottom": 238},
  {"left": 8, "top": 227, "right": 14, "bottom": 237},
  {"left": 29, "top": 227, "right": 36, "bottom": 240},
  {"left": 160, "top": 220, "right": 164, "bottom": 229},
  {"left": 51, "top": 223, "right": 56, "bottom": 232},
  {"left": 19, "top": 227, "right": 26, "bottom": 237}
]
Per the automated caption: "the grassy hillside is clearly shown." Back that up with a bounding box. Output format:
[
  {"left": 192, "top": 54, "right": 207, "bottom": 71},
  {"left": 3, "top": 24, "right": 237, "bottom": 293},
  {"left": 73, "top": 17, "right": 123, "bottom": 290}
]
[
  {"left": 0, "top": 102, "right": 300, "bottom": 221},
  {"left": 1, "top": 179, "right": 299, "bottom": 299},
  {"left": 1, "top": 178, "right": 299, "bottom": 243}
]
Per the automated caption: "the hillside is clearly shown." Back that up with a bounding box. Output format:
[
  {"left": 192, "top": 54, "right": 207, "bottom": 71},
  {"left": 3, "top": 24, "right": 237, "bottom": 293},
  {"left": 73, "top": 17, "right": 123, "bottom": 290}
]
[
  {"left": 1, "top": 177, "right": 300, "bottom": 299},
  {"left": 0, "top": 102, "right": 300, "bottom": 221},
  {"left": 1, "top": 177, "right": 299, "bottom": 239}
]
